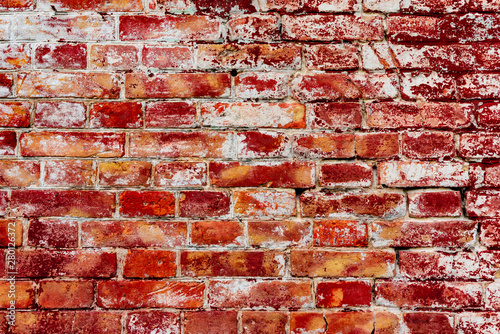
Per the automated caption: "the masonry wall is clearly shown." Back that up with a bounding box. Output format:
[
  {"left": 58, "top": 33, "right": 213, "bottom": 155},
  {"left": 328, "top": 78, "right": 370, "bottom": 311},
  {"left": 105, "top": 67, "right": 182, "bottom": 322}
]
[{"left": 0, "top": 0, "right": 500, "bottom": 333}]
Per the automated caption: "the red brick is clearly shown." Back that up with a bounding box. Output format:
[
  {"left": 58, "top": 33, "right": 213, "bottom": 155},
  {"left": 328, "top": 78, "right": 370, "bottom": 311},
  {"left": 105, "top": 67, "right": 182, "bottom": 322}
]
[
  {"left": 317, "top": 281, "right": 371, "bottom": 307},
  {"left": 477, "top": 103, "right": 500, "bottom": 128},
  {"left": 313, "top": 220, "right": 368, "bottom": 247},
  {"left": 44, "top": 160, "right": 94, "bottom": 186},
  {"left": 15, "top": 250, "right": 116, "bottom": 278},
  {"left": 467, "top": 190, "right": 500, "bottom": 218},
  {"left": 193, "top": 0, "right": 257, "bottom": 14},
  {"left": 481, "top": 220, "right": 500, "bottom": 247},
  {"left": 292, "top": 73, "right": 398, "bottom": 101},
  {"left": 97, "top": 281, "right": 204, "bottom": 309},
  {"left": 0, "top": 192, "right": 7, "bottom": 216},
  {"left": 142, "top": 45, "right": 193, "bottom": 69},
  {"left": 119, "top": 15, "right": 220, "bottom": 41},
  {"left": 191, "top": 221, "right": 244, "bottom": 247},
  {"left": 0, "top": 281, "right": 34, "bottom": 308},
  {"left": 0, "top": 160, "right": 39, "bottom": 187},
  {"left": 208, "top": 280, "right": 312, "bottom": 309},
  {"left": 0, "top": 219, "right": 22, "bottom": 247},
  {"left": 376, "top": 281, "right": 483, "bottom": 309},
  {"left": 367, "top": 102, "right": 473, "bottom": 129},
  {"left": 306, "top": 44, "right": 358, "bottom": 70},
  {"left": 201, "top": 102, "right": 305, "bottom": 128},
  {"left": 460, "top": 133, "right": 500, "bottom": 158},
  {"left": 235, "top": 72, "right": 288, "bottom": 99},
  {"left": 99, "top": 161, "right": 151, "bottom": 187},
  {"left": 81, "top": 221, "right": 187, "bottom": 248},
  {"left": 300, "top": 191, "right": 406, "bottom": 219},
  {"left": 11, "top": 190, "right": 115, "bottom": 218},
  {"left": 291, "top": 312, "right": 375, "bottom": 334},
  {"left": 179, "top": 191, "right": 230, "bottom": 218},
  {"left": 486, "top": 282, "right": 500, "bottom": 308},
  {"left": 0, "top": 74, "right": 12, "bottom": 97},
  {"left": 401, "top": 72, "right": 455, "bottom": 101},
  {"left": 248, "top": 221, "right": 311, "bottom": 248},
  {"left": 126, "top": 73, "right": 230, "bottom": 98},
  {"left": 127, "top": 311, "right": 180, "bottom": 334},
  {"left": 403, "top": 313, "right": 454, "bottom": 334},
  {"left": 181, "top": 251, "right": 285, "bottom": 277},
  {"left": 27, "top": 219, "right": 78, "bottom": 248},
  {"left": 35, "top": 102, "right": 86, "bottom": 128},
  {"left": 282, "top": 14, "right": 383, "bottom": 41},
  {"left": 90, "top": 44, "right": 139, "bottom": 70},
  {"left": 21, "top": 131, "right": 125, "bottom": 158},
  {"left": 305, "top": 0, "right": 360, "bottom": 12},
  {"left": 293, "top": 133, "right": 354, "bottom": 158},
  {"left": 90, "top": 102, "right": 142, "bottom": 128},
  {"left": 408, "top": 190, "right": 462, "bottom": 218},
  {"left": 0, "top": 131, "right": 16, "bottom": 155},
  {"left": 234, "top": 190, "right": 296, "bottom": 218},
  {"left": 197, "top": 43, "right": 301, "bottom": 70},
  {"left": 18, "top": 72, "right": 120, "bottom": 98},
  {"left": 145, "top": 102, "right": 196, "bottom": 128},
  {"left": 355, "top": 132, "right": 399, "bottom": 159},
  {"left": 0, "top": 102, "right": 30, "bottom": 127},
  {"left": 402, "top": 131, "right": 455, "bottom": 159},
  {"left": 237, "top": 131, "right": 290, "bottom": 158},
  {"left": 242, "top": 311, "right": 287, "bottom": 334},
  {"left": 209, "top": 161, "right": 314, "bottom": 188},
  {"left": 457, "top": 313, "right": 500, "bottom": 334},
  {"left": 34, "top": 43, "right": 86, "bottom": 69},
  {"left": 310, "top": 103, "right": 362, "bottom": 130},
  {"left": 378, "top": 161, "right": 469, "bottom": 187},
  {"left": 154, "top": 162, "right": 205, "bottom": 187},
  {"left": 259, "top": 0, "right": 301, "bottom": 11},
  {"left": 291, "top": 250, "right": 395, "bottom": 278},
  {"left": 228, "top": 14, "right": 279, "bottom": 42},
  {"left": 39, "top": 0, "right": 142, "bottom": 11},
  {"left": 320, "top": 162, "right": 372, "bottom": 188},
  {"left": 39, "top": 280, "right": 93, "bottom": 309},
  {"left": 119, "top": 191, "right": 175, "bottom": 218},
  {"left": 372, "top": 220, "right": 477, "bottom": 248},
  {"left": 400, "top": 0, "right": 466, "bottom": 13},
  {"left": 184, "top": 311, "right": 237, "bottom": 334},
  {"left": 13, "top": 311, "right": 122, "bottom": 334},
  {"left": 0, "top": 0, "right": 33, "bottom": 11},
  {"left": 124, "top": 250, "right": 176, "bottom": 278},
  {"left": 14, "top": 15, "right": 115, "bottom": 41}
]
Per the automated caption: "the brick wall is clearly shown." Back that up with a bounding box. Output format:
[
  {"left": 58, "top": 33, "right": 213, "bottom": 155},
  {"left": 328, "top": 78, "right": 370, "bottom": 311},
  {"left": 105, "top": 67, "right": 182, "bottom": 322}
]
[{"left": 1, "top": 0, "right": 500, "bottom": 333}]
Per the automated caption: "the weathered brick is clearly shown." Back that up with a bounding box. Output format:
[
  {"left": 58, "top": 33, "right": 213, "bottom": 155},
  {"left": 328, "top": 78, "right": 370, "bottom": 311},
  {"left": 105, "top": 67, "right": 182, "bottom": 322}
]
[
  {"left": 282, "top": 14, "right": 383, "bottom": 41},
  {"left": 234, "top": 190, "right": 296, "bottom": 218},
  {"left": 11, "top": 190, "right": 115, "bottom": 218},
  {"left": 316, "top": 281, "right": 371, "bottom": 307},
  {"left": 99, "top": 161, "right": 151, "bottom": 187},
  {"left": 0, "top": 131, "right": 16, "bottom": 155},
  {"left": 149, "top": 0, "right": 192, "bottom": 11},
  {"left": 38, "top": 280, "right": 93, "bottom": 309},
  {"left": 181, "top": 251, "right": 285, "bottom": 277},
  {"left": 477, "top": 103, "right": 500, "bottom": 128},
  {"left": 0, "top": 0, "right": 33, "bottom": 11},
  {"left": 126, "top": 311, "right": 180, "bottom": 334},
  {"left": 403, "top": 131, "right": 455, "bottom": 159},
  {"left": 306, "top": 44, "right": 358, "bottom": 70},
  {"left": 290, "top": 312, "right": 376, "bottom": 334},
  {"left": 193, "top": 0, "right": 257, "bottom": 15},
  {"left": 291, "top": 250, "right": 395, "bottom": 277},
  {"left": 154, "top": 162, "right": 206, "bottom": 187},
  {"left": 242, "top": 311, "right": 287, "bottom": 334},
  {"left": 401, "top": 72, "right": 455, "bottom": 101},
  {"left": 90, "top": 102, "right": 142, "bottom": 128},
  {"left": 209, "top": 161, "right": 315, "bottom": 188},
  {"left": 378, "top": 161, "right": 469, "bottom": 187},
  {"left": 355, "top": 132, "right": 400, "bottom": 159},
  {"left": 0, "top": 192, "right": 8, "bottom": 217},
  {"left": 15, "top": 249, "right": 117, "bottom": 278},
  {"left": 364, "top": 0, "right": 399, "bottom": 12},
  {"left": 0, "top": 44, "right": 27, "bottom": 69},
  {"left": 97, "top": 281, "right": 204, "bottom": 309},
  {"left": 372, "top": 220, "right": 477, "bottom": 248},
  {"left": 179, "top": 191, "right": 230, "bottom": 218},
  {"left": 248, "top": 221, "right": 311, "bottom": 248},
  {"left": 35, "top": 102, "right": 86, "bottom": 128},
  {"left": 300, "top": 191, "right": 406, "bottom": 219},
  {"left": 0, "top": 102, "right": 30, "bottom": 127},
  {"left": 320, "top": 162, "right": 372, "bottom": 188},
  {"left": 403, "top": 313, "right": 455, "bottom": 334},
  {"left": 81, "top": 221, "right": 187, "bottom": 248},
  {"left": 44, "top": 160, "right": 94, "bottom": 186},
  {"left": 481, "top": 220, "right": 500, "bottom": 247},
  {"left": 237, "top": 131, "right": 290, "bottom": 158},
  {"left": 142, "top": 45, "right": 193, "bottom": 69},
  {"left": 184, "top": 311, "right": 237, "bottom": 334},
  {"left": 228, "top": 14, "right": 279, "bottom": 42},
  {"left": 0, "top": 160, "right": 39, "bottom": 187},
  {"left": 376, "top": 281, "right": 483, "bottom": 309},
  {"left": 145, "top": 102, "right": 196, "bottom": 128},
  {"left": 90, "top": 44, "right": 139, "bottom": 70},
  {"left": 309, "top": 103, "right": 362, "bottom": 130},
  {"left": 0, "top": 219, "right": 22, "bottom": 247},
  {"left": 460, "top": 133, "right": 500, "bottom": 158},
  {"left": 21, "top": 132, "right": 125, "bottom": 157},
  {"left": 0, "top": 281, "right": 35, "bottom": 308},
  {"left": 235, "top": 72, "right": 288, "bottom": 99},
  {"left": 27, "top": 219, "right": 78, "bottom": 248},
  {"left": 119, "top": 191, "right": 175, "bottom": 217},
  {"left": 34, "top": 43, "right": 86, "bottom": 69},
  {"left": 119, "top": 15, "right": 220, "bottom": 41},
  {"left": 208, "top": 280, "right": 312, "bottom": 309},
  {"left": 191, "top": 221, "right": 244, "bottom": 247},
  {"left": 258, "top": 0, "right": 301, "bottom": 11},
  {"left": 39, "top": 0, "right": 143, "bottom": 11},
  {"left": 293, "top": 133, "right": 354, "bottom": 158},
  {"left": 467, "top": 190, "right": 500, "bottom": 218},
  {"left": 313, "top": 220, "right": 368, "bottom": 247},
  {"left": 408, "top": 190, "right": 462, "bottom": 218},
  {"left": 457, "top": 313, "right": 500, "bottom": 334},
  {"left": 124, "top": 250, "right": 176, "bottom": 278}
]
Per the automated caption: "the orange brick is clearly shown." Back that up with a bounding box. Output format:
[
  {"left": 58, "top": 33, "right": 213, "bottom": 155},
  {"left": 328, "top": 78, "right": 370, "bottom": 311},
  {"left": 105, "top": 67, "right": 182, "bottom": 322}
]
[{"left": 39, "top": 281, "right": 94, "bottom": 309}]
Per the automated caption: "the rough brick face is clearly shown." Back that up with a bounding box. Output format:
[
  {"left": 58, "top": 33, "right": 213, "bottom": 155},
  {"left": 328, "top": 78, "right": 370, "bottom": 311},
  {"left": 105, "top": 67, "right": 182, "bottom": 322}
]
[{"left": 3, "top": 1, "right": 499, "bottom": 332}]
